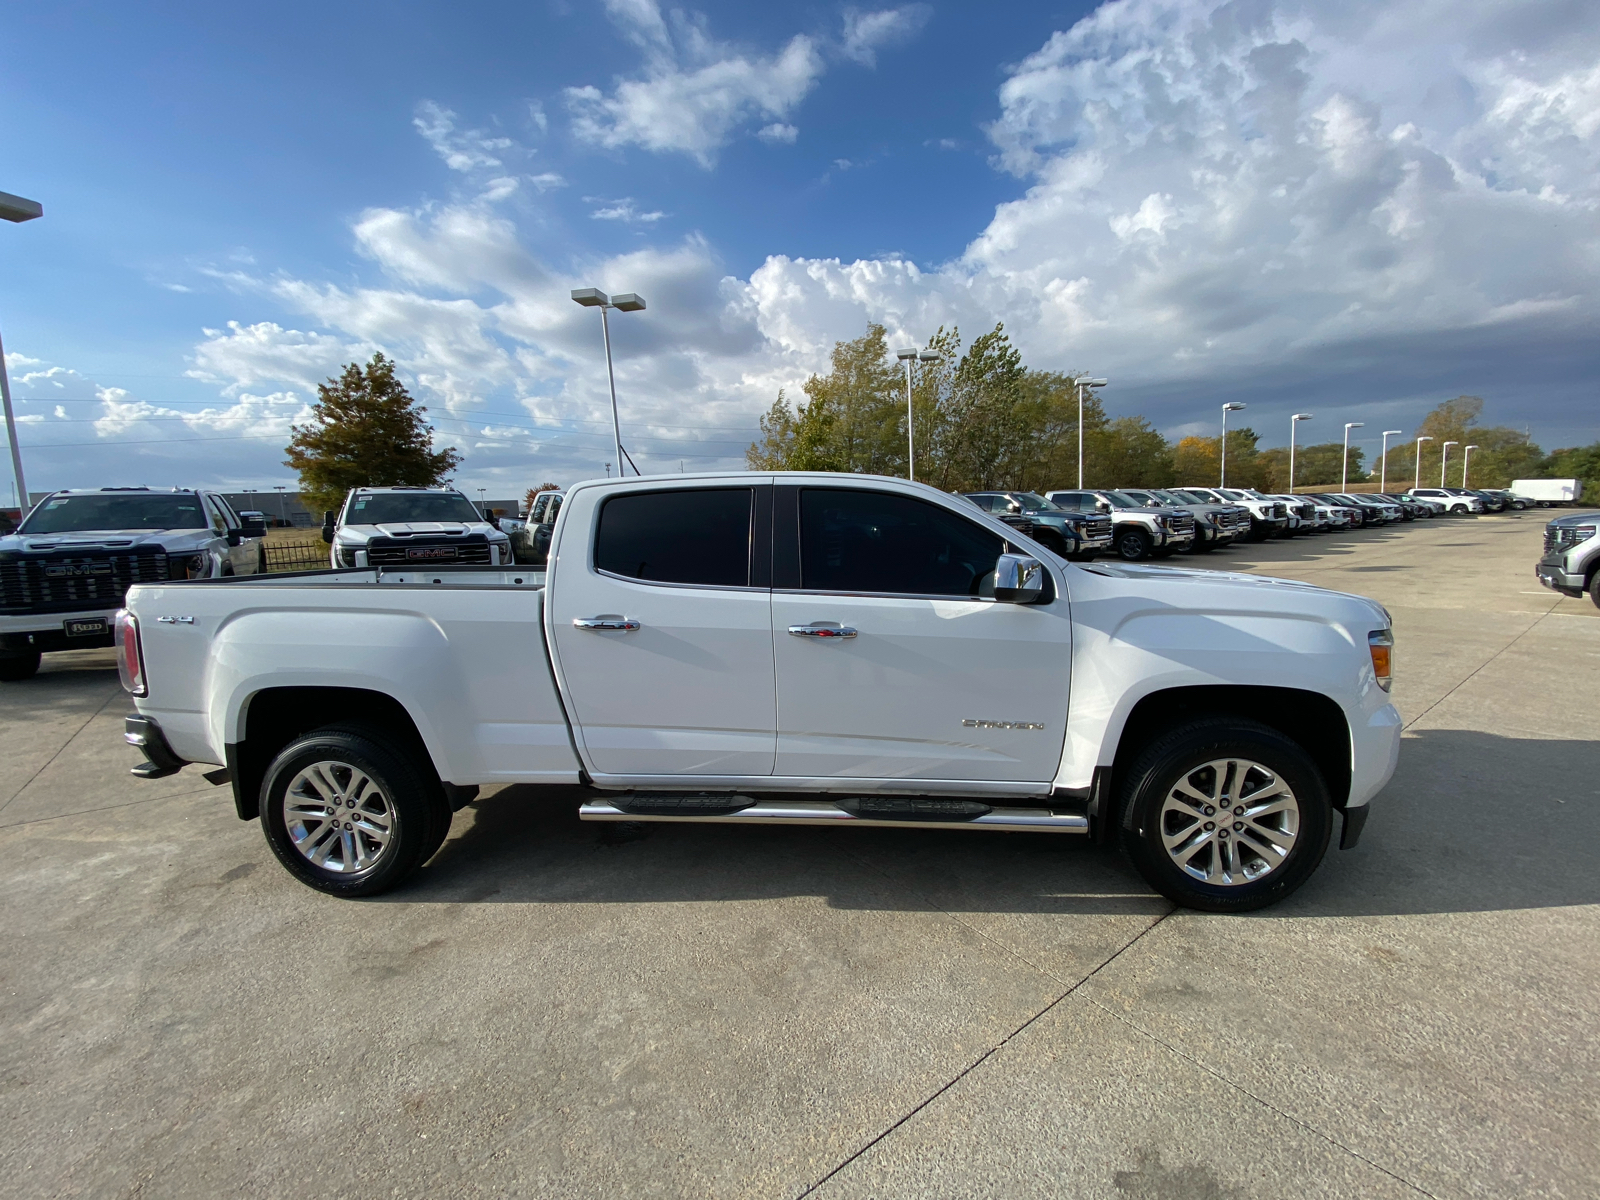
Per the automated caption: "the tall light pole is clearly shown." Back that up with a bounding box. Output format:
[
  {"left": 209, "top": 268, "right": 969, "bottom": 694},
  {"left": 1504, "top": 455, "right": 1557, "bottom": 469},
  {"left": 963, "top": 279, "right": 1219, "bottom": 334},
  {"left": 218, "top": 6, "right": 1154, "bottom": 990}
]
[
  {"left": 274, "top": 485, "right": 288, "bottom": 525},
  {"left": 896, "top": 347, "right": 943, "bottom": 482},
  {"left": 571, "top": 288, "right": 646, "bottom": 477},
  {"left": 1220, "top": 402, "right": 1246, "bottom": 487},
  {"left": 1342, "top": 422, "right": 1364, "bottom": 491},
  {"left": 1379, "top": 430, "right": 1403, "bottom": 493},
  {"left": 1414, "top": 436, "right": 1432, "bottom": 491},
  {"left": 1462, "top": 444, "right": 1479, "bottom": 489},
  {"left": 0, "top": 190, "right": 43, "bottom": 518},
  {"left": 1440, "top": 440, "right": 1458, "bottom": 488},
  {"left": 1289, "top": 413, "right": 1313, "bottom": 494},
  {"left": 1075, "top": 377, "right": 1107, "bottom": 488}
]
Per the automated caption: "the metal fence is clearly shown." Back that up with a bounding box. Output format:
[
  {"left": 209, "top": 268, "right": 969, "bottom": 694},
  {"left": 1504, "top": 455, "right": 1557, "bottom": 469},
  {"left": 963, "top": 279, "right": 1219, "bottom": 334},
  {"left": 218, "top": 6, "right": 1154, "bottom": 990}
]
[{"left": 262, "top": 539, "right": 328, "bottom": 573}]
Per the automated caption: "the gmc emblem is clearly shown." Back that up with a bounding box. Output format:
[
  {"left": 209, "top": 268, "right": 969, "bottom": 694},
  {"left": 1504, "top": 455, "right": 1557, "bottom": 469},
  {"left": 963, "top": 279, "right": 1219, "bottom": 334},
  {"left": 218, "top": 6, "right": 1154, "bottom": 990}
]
[
  {"left": 406, "top": 546, "right": 458, "bottom": 561},
  {"left": 44, "top": 563, "right": 113, "bottom": 577}
]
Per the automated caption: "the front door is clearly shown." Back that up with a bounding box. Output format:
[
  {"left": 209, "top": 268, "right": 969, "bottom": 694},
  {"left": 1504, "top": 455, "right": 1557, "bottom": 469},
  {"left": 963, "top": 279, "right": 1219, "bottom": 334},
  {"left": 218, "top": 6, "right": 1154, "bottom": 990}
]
[
  {"left": 546, "top": 484, "right": 775, "bottom": 778},
  {"left": 771, "top": 485, "right": 1074, "bottom": 785}
]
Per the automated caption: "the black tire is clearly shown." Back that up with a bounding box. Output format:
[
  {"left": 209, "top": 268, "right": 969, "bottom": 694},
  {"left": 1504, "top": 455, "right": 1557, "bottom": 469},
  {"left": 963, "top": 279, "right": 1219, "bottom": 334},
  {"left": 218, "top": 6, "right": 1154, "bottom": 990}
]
[
  {"left": 1114, "top": 527, "right": 1152, "bottom": 561},
  {"left": 1590, "top": 572, "right": 1600, "bottom": 611},
  {"left": 259, "top": 724, "right": 452, "bottom": 897},
  {"left": 256, "top": 543, "right": 268, "bottom": 574},
  {"left": 1117, "top": 718, "right": 1333, "bottom": 913},
  {"left": 1151, "top": 545, "right": 1177, "bottom": 558},
  {"left": 0, "top": 650, "right": 42, "bottom": 682},
  {"left": 1187, "top": 532, "right": 1215, "bottom": 553},
  {"left": 1034, "top": 528, "right": 1071, "bottom": 558}
]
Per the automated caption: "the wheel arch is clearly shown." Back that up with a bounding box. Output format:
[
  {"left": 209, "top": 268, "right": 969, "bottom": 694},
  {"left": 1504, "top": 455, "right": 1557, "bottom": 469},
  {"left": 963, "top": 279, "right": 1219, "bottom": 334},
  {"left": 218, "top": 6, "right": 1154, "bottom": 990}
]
[
  {"left": 227, "top": 686, "right": 440, "bottom": 821},
  {"left": 1108, "top": 685, "right": 1352, "bottom": 817}
]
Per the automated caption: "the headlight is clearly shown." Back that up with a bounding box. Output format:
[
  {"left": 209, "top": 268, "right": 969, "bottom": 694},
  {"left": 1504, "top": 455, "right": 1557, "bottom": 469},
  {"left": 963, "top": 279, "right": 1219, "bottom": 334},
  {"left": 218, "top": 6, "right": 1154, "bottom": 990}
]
[
  {"left": 1368, "top": 629, "right": 1394, "bottom": 692},
  {"left": 168, "top": 553, "right": 208, "bottom": 579}
]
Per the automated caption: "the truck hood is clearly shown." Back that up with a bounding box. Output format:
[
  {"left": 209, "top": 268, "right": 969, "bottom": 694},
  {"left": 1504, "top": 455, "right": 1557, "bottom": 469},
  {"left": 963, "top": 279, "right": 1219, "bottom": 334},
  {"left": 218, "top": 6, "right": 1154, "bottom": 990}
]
[
  {"left": 0, "top": 528, "right": 214, "bottom": 554},
  {"left": 1546, "top": 511, "right": 1600, "bottom": 527},
  {"left": 338, "top": 521, "right": 507, "bottom": 539},
  {"left": 1073, "top": 560, "right": 1390, "bottom": 626}
]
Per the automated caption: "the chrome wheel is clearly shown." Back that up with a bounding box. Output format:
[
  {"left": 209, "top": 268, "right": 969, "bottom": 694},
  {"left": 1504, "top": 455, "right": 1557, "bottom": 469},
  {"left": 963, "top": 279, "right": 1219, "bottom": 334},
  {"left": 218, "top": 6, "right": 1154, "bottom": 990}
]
[
  {"left": 282, "top": 760, "right": 396, "bottom": 874},
  {"left": 1160, "top": 758, "right": 1300, "bottom": 886}
]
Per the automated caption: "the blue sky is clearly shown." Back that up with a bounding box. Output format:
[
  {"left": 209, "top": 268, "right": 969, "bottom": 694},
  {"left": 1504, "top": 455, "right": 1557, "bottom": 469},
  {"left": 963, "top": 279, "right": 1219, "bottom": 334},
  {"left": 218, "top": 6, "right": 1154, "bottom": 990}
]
[{"left": 2, "top": 0, "right": 1597, "bottom": 501}]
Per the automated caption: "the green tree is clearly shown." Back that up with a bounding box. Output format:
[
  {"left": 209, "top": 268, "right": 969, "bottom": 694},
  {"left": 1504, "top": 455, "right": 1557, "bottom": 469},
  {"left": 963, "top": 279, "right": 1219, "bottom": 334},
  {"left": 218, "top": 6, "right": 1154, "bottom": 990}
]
[
  {"left": 285, "top": 353, "right": 461, "bottom": 516},
  {"left": 927, "top": 324, "right": 1027, "bottom": 491},
  {"left": 1173, "top": 428, "right": 1267, "bottom": 488},
  {"left": 746, "top": 325, "right": 903, "bottom": 473},
  {"left": 1092, "top": 416, "right": 1175, "bottom": 487},
  {"left": 746, "top": 388, "right": 844, "bottom": 471},
  {"left": 1542, "top": 443, "right": 1600, "bottom": 500},
  {"left": 1383, "top": 396, "right": 1543, "bottom": 489},
  {"left": 1010, "top": 370, "right": 1109, "bottom": 490},
  {"left": 1258, "top": 442, "right": 1367, "bottom": 491}
]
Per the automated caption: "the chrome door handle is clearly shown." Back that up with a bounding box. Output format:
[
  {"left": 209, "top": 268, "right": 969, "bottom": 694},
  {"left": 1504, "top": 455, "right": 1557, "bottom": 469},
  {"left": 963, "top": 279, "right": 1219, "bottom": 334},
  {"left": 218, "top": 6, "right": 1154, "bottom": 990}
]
[
  {"left": 788, "top": 624, "right": 857, "bottom": 639},
  {"left": 574, "top": 617, "right": 640, "bottom": 631}
]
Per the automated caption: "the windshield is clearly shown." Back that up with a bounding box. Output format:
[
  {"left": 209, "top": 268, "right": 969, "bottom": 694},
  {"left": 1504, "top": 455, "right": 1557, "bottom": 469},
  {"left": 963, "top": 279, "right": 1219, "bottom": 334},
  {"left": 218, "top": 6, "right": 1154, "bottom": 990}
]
[
  {"left": 1013, "top": 492, "right": 1054, "bottom": 510},
  {"left": 21, "top": 492, "right": 207, "bottom": 534},
  {"left": 344, "top": 492, "right": 481, "bottom": 525},
  {"left": 1099, "top": 491, "right": 1145, "bottom": 509},
  {"left": 1146, "top": 490, "right": 1188, "bottom": 506},
  {"left": 1172, "top": 489, "right": 1214, "bottom": 503},
  {"left": 1120, "top": 490, "right": 1163, "bottom": 507}
]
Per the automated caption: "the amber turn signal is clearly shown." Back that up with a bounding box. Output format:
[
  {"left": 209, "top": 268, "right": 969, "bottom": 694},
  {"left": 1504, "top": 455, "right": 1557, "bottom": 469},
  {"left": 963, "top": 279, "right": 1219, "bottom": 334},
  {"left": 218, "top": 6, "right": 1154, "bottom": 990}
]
[{"left": 1368, "top": 629, "right": 1393, "bottom": 692}]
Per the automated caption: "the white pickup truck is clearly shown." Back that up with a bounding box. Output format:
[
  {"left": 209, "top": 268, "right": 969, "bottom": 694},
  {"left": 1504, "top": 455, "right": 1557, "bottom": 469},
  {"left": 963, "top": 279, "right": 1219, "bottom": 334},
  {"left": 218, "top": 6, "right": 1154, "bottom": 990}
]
[{"left": 118, "top": 473, "right": 1401, "bottom": 912}]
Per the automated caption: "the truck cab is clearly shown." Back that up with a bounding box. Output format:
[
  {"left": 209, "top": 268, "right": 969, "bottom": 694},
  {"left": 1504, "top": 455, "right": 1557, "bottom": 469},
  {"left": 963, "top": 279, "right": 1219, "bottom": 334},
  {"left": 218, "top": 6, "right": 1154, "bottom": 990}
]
[
  {"left": 0, "top": 486, "right": 266, "bottom": 681},
  {"left": 323, "top": 486, "right": 513, "bottom": 568}
]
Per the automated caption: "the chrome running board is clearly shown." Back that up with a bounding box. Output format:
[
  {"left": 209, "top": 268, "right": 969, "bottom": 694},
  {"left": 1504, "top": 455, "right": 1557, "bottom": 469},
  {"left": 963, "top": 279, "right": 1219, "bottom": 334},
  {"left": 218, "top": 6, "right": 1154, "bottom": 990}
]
[{"left": 577, "top": 796, "right": 1088, "bottom": 834}]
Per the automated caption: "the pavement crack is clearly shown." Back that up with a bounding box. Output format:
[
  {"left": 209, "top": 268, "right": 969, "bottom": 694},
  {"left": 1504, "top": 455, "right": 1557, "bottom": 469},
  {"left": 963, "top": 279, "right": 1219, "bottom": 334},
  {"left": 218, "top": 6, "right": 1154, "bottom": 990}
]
[
  {"left": 0, "top": 786, "right": 216, "bottom": 831},
  {"left": 0, "top": 687, "right": 127, "bottom": 815},
  {"left": 1083, "top": 996, "right": 1439, "bottom": 1198},
  {"left": 1403, "top": 598, "right": 1562, "bottom": 731},
  {"left": 792, "top": 908, "right": 1175, "bottom": 1199}
]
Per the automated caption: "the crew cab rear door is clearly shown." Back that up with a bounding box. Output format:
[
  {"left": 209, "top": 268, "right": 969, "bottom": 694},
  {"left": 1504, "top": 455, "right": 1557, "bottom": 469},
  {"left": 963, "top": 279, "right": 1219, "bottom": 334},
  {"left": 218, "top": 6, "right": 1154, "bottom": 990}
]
[
  {"left": 769, "top": 484, "right": 1073, "bottom": 784},
  {"left": 546, "top": 483, "right": 776, "bottom": 777}
]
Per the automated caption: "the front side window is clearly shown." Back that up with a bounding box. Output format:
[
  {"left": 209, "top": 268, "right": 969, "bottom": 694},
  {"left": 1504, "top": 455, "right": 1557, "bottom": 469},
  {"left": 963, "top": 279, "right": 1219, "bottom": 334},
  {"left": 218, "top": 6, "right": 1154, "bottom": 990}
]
[
  {"left": 21, "top": 493, "right": 208, "bottom": 534},
  {"left": 596, "top": 488, "right": 752, "bottom": 587},
  {"left": 799, "top": 489, "right": 1005, "bottom": 597},
  {"left": 346, "top": 491, "right": 482, "bottom": 524},
  {"left": 1047, "top": 492, "right": 1087, "bottom": 510}
]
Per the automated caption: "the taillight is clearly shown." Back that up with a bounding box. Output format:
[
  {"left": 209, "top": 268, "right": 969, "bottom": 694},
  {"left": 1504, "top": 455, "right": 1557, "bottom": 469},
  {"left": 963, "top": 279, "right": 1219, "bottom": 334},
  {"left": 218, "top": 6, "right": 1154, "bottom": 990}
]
[
  {"left": 1368, "top": 629, "right": 1393, "bottom": 693},
  {"left": 116, "top": 609, "right": 146, "bottom": 696}
]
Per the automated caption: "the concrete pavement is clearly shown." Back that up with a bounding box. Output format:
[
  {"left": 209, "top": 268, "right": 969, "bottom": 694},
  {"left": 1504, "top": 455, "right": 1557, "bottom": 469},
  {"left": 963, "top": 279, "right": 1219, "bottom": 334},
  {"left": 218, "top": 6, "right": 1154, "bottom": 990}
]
[{"left": 0, "top": 510, "right": 1595, "bottom": 1198}]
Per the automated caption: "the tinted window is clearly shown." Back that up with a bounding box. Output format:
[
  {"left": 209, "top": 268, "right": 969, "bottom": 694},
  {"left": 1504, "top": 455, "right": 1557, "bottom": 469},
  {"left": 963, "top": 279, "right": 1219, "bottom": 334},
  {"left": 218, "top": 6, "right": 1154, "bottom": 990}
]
[
  {"left": 800, "top": 489, "right": 1004, "bottom": 597},
  {"left": 346, "top": 492, "right": 482, "bottom": 524},
  {"left": 596, "top": 488, "right": 752, "bottom": 587},
  {"left": 1047, "top": 493, "right": 1085, "bottom": 510},
  {"left": 21, "top": 493, "right": 208, "bottom": 533}
]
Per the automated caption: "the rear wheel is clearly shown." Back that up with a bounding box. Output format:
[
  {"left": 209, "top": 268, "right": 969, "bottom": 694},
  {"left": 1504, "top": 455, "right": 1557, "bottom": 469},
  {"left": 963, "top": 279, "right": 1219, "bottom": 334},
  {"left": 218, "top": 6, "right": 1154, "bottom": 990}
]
[
  {"left": 259, "top": 725, "right": 452, "bottom": 897},
  {"left": 1589, "top": 571, "right": 1600, "bottom": 611},
  {"left": 1118, "top": 719, "right": 1332, "bottom": 912},
  {"left": 1115, "top": 527, "right": 1152, "bottom": 561},
  {"left": 0, "top": 650, "right": 41, "bottom": 682}
]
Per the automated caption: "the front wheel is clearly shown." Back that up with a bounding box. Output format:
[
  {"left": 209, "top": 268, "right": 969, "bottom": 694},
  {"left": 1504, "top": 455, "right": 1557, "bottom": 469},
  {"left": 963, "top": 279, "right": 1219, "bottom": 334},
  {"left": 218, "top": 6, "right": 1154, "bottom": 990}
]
[
  {"left": 0, "top": 650, "right": 42, "bottom": 682},
  {"left": 1034, "top": 528, "right": 1072, "bottom": 559},
  {"left": 1117, "top": 719, "right": 1333, "bottom": 912},
  {"left": 1589, "top": 572, "right": 1600, "bottom": 611},
  {"left": 259, "top": 725, "right": 452, "bottom": 897},
  {"left": 1114, "top": 527, "right": 1152, "bottom": 561}
]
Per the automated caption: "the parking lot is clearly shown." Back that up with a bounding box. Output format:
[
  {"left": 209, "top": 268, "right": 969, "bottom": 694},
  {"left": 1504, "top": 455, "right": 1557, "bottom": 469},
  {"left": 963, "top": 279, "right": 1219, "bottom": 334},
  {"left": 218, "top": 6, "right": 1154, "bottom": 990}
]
[{"left": 1, "top": 511, "right": 1596, "bottom": 1198}]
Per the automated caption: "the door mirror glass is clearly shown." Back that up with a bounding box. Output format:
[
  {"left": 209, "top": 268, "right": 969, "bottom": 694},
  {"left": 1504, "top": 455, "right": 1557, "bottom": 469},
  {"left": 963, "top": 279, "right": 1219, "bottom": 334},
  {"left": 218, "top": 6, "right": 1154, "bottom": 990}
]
[
  {"left": 321, "top": 510, "right": 336, "bottom": 544},
  {"left": 993, "top": 553, "right": 1045, "bottom": 604},
  {"left": 1096, "top": 500, "right": 1111, "bottom": 513},
  {"left": 238, "top": 515, "right": 267, "bottom": 538}
]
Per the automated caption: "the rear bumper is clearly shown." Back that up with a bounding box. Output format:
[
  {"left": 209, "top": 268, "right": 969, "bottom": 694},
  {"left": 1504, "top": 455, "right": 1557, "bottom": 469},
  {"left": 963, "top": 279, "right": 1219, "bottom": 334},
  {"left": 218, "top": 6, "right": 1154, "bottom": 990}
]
[{"left": 125, "top": 714, "right": 189, "bottom": 779}]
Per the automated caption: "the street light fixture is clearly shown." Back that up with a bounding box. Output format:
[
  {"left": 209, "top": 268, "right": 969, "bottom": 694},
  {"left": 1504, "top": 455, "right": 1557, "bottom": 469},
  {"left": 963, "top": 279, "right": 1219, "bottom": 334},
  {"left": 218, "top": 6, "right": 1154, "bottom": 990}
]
[
  {"left": 895, "top": 347, "right": 944, "bottom": 482},
  {"left": 1220, "top": 403, "right": 1246, "bottom": 487},
  {"left": 1462, "top": 444, "right": 1479, "bottom": 489},
  {"left": 572, "top": 287, "right": 646, "bottom": 478},
  {"left": 1289, "top": 413, "right": 1313, "bottom": 494},
  {"left": 1379, "top": 430, "right": 1403, "bottom": 493},
  {"left": 1440, "top": 440, "right": 1459, "bottom": 488},
  {"left": 0, "top": 190, "right": 43, "bottom": 518},
  {"left": 1075, "top": 377, "right": 1107, "bottom": 488},
  {"left": 1414, "top": 436, "right": 1433, "bottom": 492},
  {"left": 1342, "top": 422, "right": 1364, "bottom": 491}
]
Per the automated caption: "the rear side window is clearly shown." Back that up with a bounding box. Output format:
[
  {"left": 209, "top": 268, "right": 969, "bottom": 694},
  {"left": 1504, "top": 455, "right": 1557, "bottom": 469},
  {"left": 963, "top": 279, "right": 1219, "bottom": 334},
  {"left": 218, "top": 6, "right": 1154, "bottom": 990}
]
[
  {"left": 799, "top": 488, "right": 1004, "bottom": 597},
  {"left": 596, "top": 488, "right": 752, "bottom": 587}
]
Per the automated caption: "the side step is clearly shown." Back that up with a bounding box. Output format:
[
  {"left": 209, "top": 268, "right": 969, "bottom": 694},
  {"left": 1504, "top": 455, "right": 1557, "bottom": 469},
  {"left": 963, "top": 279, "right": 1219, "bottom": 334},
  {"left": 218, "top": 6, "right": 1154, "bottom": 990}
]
[{"left": 579, "top": 794, "right": 1088, "bottom": 834}]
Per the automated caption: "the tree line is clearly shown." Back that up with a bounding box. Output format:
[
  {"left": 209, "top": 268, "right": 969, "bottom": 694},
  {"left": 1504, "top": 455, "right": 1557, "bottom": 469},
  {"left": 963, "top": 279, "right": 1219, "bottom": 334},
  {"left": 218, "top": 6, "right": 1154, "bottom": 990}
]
[
  {"left": 748, "top": 323, "right": 1596, "bottom": 495},
  {"left": 277, "top": 343, "right": 1598, "bottom": 511}
]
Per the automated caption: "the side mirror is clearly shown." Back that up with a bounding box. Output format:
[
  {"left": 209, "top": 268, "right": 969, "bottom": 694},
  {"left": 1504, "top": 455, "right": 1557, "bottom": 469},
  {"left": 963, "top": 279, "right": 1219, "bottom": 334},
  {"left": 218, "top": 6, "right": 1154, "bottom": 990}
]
[
  {"left": 993, "top": 553, "right": 1045, "bottom": 604},
  {"left": 225, "top": 529, "right": 243, "bottom": 547},
  {"left": 239, "top": 516, "right": 267, "bottom": 538},
  {"left": 320, "top": 510, "right": 336, "bottom": 545},
  {"left": 1096, "top": 501, "right": 1111, "bottom": 513}
]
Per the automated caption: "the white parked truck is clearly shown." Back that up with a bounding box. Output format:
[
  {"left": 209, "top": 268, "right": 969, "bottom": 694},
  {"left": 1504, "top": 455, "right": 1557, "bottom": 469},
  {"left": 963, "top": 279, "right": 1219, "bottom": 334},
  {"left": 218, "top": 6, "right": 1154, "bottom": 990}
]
[
  {"left": 1511, "top": 479, "right": 1583, "bottom": 506},
  {"left": 322, "top": 486, "right": 513, "bottom": 568},
  {"left": 118, "top": 472, "right": 1401, "bottom": 912}
]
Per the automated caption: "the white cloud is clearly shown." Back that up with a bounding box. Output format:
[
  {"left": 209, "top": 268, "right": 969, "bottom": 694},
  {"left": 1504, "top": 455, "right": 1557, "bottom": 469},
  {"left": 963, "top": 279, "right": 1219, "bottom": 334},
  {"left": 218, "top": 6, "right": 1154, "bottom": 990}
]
[
  {"left": 590, "top": 199, "right": 668, "bottom": 223},
  {"left": 414, "top": 100, "right": 514, "bottom": 172},
  {"left": 840, "top": 6, "right": 931, "bottom": 67},
  {"left": 758, "top": 122, "right": 799, "bottom": 144},
  {"left": 565, "top": 0, "right": 825, "bottom": 166}
]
